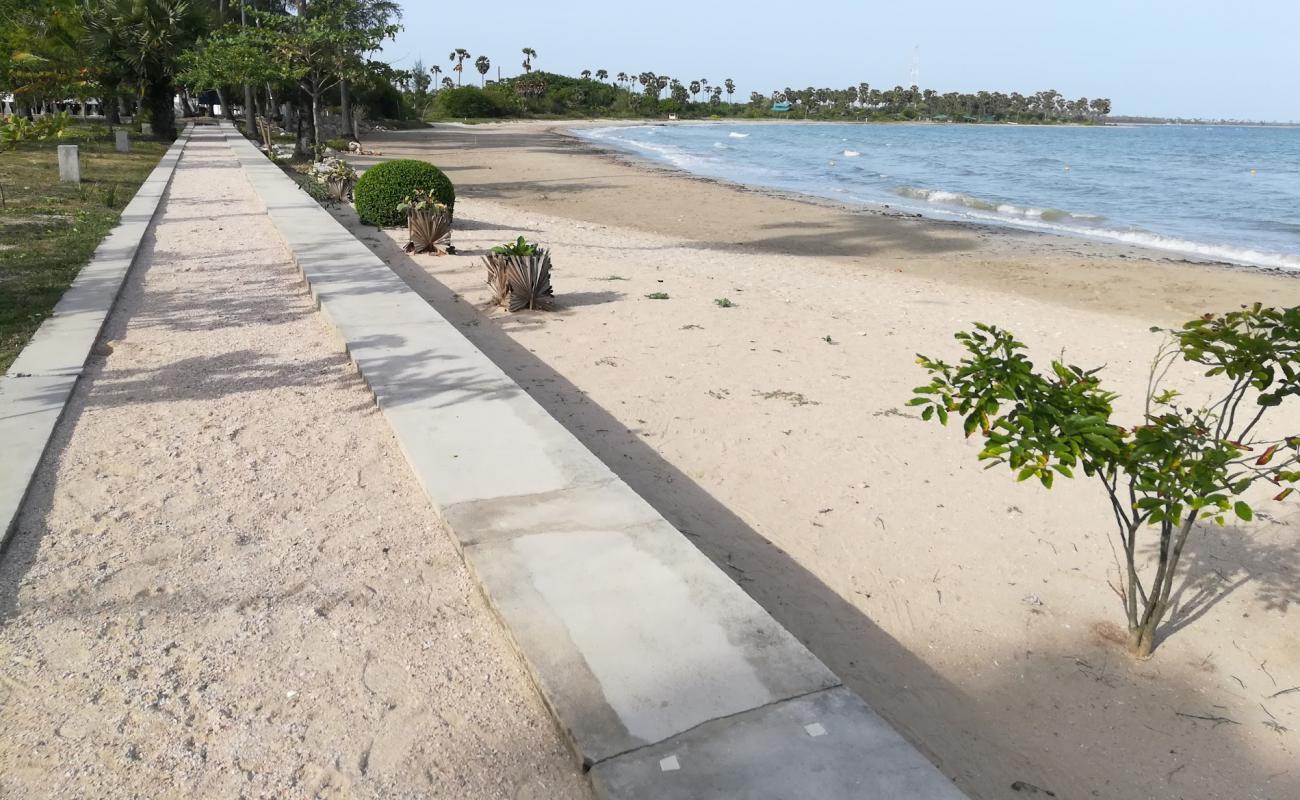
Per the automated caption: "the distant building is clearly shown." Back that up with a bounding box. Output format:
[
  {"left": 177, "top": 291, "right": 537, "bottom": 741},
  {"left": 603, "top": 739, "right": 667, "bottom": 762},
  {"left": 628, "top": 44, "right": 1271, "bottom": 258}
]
[{"left": 771, "top": 100, "right": 791, "bottom": 113}]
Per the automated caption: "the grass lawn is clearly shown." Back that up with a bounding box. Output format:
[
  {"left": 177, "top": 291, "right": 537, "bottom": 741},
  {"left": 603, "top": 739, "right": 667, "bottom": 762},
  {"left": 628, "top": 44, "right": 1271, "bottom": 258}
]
[{"left": 0, "top": 134, "right": 168, "bottom": 372}]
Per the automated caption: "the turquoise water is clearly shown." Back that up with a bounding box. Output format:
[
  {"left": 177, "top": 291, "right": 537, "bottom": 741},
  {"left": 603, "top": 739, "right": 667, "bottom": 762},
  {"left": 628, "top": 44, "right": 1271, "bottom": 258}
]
[{"left": 577, "top": 122, "right": 1300, "bottom": 271}]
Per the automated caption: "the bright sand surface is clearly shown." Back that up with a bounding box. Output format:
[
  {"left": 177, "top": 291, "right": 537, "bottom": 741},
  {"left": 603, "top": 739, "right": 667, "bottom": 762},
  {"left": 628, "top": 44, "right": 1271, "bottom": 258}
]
[
  {"left": 345, "top": 121, "right": 1300, "bottom": 800},
  {"left": 0, "top": 133, "right": 590, "bottom": 799}
]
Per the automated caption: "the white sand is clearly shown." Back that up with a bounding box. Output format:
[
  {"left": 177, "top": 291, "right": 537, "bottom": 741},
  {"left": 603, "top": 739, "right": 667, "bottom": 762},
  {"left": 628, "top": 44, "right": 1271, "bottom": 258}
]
[
  {"left": 0, "top": 135, "right": 590, "bottom": 799},
  {"left": 337, "top": 187, "right": 1300, "bottom": 800}
]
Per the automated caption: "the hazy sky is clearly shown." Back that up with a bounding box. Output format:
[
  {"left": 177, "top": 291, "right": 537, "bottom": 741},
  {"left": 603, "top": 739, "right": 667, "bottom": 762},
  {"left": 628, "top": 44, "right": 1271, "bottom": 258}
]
[{"left": 382, "top": 0, "right": 1299, "bottom": 121}]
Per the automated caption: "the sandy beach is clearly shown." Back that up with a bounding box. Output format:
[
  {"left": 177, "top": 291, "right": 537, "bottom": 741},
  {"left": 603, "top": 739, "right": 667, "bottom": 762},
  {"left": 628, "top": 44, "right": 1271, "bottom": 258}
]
[{"left": 345, "top": 121, "right": 1300, "bottom": 800}]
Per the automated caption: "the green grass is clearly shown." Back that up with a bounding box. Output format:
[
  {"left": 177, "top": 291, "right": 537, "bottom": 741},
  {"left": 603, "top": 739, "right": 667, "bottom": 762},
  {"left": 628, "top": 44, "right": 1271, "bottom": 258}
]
[{"left": 0, "top": 133, "right": 167, "bottom": 372}]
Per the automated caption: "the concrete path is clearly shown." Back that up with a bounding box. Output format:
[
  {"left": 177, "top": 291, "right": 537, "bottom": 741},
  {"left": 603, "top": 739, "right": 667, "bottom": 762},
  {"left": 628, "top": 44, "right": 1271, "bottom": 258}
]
[
  {"left": 0, "top": 129, "right": 590, "bottom": 799},
  {"left": 224, "top": 123, "right": 968, "bottom": 799}
]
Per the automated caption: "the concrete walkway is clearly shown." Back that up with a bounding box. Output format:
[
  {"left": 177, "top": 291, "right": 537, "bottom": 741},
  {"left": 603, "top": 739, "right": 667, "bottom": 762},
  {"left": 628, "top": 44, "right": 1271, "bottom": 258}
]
[
  {"left": 224, "top": 123, "right": 968, "bottom": 799},
  {"left": 0, "top": 130, "right": 590, "bottom": 798}
]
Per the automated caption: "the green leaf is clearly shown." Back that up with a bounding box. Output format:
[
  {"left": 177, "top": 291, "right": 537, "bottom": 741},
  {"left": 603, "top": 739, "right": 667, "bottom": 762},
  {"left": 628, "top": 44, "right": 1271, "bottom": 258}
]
[{"left": 1233, "top": 501, "right": 1253, "bottom": 522}]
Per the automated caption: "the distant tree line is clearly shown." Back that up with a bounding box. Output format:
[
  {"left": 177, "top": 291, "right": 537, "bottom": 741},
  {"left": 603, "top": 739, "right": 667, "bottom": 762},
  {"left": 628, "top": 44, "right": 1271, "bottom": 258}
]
[
  {"left": 771, "top": 85, "right": 1111, "bottom": 122},
  {"left": 391, "top": 51, "right": 1110, "bottom": 124}
]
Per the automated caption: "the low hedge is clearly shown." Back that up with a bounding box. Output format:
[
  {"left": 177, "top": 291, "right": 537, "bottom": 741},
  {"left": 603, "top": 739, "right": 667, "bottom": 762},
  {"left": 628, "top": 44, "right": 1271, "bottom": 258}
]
[{"left": 353, "top": 159, "right": 455, "bottom": 226}]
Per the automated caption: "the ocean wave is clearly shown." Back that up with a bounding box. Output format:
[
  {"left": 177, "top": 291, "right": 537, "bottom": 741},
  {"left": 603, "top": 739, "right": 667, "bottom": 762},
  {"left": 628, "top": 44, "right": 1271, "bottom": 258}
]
[
  {"left": 890, "top": 186, "right": 1297, "bottom": 270},
  {"left": 728, "top": 131, "right": 749, "bottom": 138},
  {"left": 843, "top": 150, "right": 861, "bottom": 157},
  {"left": 894, "top": 186, "right": 1104, "bottom": 223}
]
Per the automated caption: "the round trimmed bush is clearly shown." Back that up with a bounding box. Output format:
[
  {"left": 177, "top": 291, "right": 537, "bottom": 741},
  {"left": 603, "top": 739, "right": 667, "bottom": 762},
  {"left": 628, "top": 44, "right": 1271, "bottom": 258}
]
[{"left": 354, "top": 160, "right": 455, "bottom": 227}]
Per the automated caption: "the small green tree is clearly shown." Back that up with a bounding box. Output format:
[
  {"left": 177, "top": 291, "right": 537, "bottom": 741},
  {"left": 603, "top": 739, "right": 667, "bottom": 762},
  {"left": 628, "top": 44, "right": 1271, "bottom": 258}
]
[{"left": 910, "top": 305, "right": 1300, "bottom": 657}]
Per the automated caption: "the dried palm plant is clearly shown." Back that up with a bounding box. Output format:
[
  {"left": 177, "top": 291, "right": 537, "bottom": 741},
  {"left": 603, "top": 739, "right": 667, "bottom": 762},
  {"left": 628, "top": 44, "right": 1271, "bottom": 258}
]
[
  {"left": 504, "top": 250, "right": 554, "bottom": 311},
  {"left": 483, "top": 238, "right": 554, "bottom": 311},
  {"left": 405, "top": 206, "right": 453, "bottom": 254}
]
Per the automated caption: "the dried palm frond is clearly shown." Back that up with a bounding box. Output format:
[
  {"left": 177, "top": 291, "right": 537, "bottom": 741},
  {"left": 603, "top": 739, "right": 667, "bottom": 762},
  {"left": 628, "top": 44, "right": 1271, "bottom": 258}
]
[
  {"left": 406, "top": 207, "right": 453, "bottom": 254},
  {"left": 504, "top": 250, "right": 554, "bottom": 311},
  {"left": 482, "top": 252, "right": 554, "bottom": 311},
  {"left": 325, "top": 176, "right": 354, "bottom": 201},
  {"left": 484, "top": 254, "right": 511, "bottom": 306}
]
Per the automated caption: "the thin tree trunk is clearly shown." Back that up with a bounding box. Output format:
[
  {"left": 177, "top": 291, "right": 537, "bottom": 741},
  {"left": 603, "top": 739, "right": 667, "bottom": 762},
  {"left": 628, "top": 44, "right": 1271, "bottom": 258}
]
[
  {"left": 241, "top": 2, "right": 255, "bottom": 133},
  {"left": 340, "top": 77, "right": 352, "bottom": 137},
  {"left": 310, "top": 92, "right": 321, "bottom": 150}
]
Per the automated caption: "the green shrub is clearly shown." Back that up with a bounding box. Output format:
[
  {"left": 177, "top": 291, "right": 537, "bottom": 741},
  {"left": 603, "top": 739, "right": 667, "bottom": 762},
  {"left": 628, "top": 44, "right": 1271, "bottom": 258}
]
[
  {"left": 353, "top": 159, "right": 455, "bottom": 226},
  {"left": 436, "top": 86, "right": 505, "bottom": 118},
  {"left": 325, "top": 137, "right": 351, "bottom": 151}
]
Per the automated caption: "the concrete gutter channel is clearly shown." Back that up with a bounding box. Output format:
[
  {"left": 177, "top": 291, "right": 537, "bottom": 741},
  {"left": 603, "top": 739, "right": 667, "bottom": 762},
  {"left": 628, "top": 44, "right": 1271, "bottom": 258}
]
[
  {"left": 231, "top": 123, "right": 967, "bottom": 798},
  {"left": 0, "top": 126, "right": 192, "bottom": 548}
]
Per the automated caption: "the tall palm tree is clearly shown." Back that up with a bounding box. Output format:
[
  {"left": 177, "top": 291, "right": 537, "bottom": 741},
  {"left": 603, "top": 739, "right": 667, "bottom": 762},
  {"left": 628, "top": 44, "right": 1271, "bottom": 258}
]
[
  {"left": 448, "top": 48, "right": 470, "bottom": 86},
  {"left": 688, "top": 80, "right": 700, "bottom": 101},
  {"left": 580, "top": 69, "right": 591, "bottom": 80},
  {"left": 724, "top": 78, "right": 735, "bottom": 104},
  {"left": 521, "top": 47, "right": 537, "bottom": 73},
  {"left": 595, "top": 69, "right": 608, "bottom": 83},
  {"left": 475, "top": 55, "right": 490, "bottom": 86},
  {"left": 616, "top": 71, "right": 628, "bottom": 90},
  {"left": 431, "top": 63, "right": 442, "bottom": 87}
]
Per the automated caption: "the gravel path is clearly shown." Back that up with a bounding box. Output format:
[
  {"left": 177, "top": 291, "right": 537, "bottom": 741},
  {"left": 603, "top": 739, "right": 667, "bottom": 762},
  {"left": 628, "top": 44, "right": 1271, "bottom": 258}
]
[{"left": 0, "top": 131, "right": 591, "bottom": 799}]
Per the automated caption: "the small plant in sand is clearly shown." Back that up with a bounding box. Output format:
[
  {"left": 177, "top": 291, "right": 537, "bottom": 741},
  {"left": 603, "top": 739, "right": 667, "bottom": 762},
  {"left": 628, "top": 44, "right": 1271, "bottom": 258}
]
[
  {"left": 910, "top": 304, "right": 1300, "bottom": 657},
  {"left": 397, "top": 190, "right": 453, "bottom": 254},
  {"left": 483, "top": 236, "right": 554, "bottom": 311},
  {"left": 646, "top": 292, "right": 670, "bottom": 300},
  {"left": 714, "top": 297, "right": 736, "bottom": 308}
]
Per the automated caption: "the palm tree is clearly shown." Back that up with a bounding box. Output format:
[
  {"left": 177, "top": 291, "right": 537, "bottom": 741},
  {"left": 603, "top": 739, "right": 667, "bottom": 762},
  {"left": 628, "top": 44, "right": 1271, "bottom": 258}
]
[
  {"left": 688, "top": 80, "right": 700, "bottom": 101},
  {"left": 724, "top": 78, "right": 735, "bottom": 104},
  {"left": 84, "top": 0, "right": 203, "bottom": 141},
  {"left": 431, "top": 63, "right": 442, "bottom": 88},
  {"left": 580, "top": 69, "right": 591, "bottom": 80},
  {"left": 441, "top": 77, "right": 453, "bottom": 90},
  {"left": 475, "top": 55, "right": 490, "bottom": 86},
  {"left": 449, "top": 48, "right": 470, "bottom": 86},
  {"left": 616, "top": 71, "right": 628, "bottom": 90},
  {"left": 595, "top": 69, "right": 608, "bottom": 83},
  {"left": 521, "top": 47, "right": 537, "bottom": 73}
]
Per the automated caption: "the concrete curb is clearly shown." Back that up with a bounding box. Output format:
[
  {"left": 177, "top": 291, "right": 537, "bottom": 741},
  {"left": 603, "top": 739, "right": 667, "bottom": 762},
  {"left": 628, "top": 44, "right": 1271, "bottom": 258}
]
[
  {"left": 0, "top": 126, "right": 193, "bottom": 549},
  {"left": 220, "top": 122, "right": 967, "bottom": 799}
]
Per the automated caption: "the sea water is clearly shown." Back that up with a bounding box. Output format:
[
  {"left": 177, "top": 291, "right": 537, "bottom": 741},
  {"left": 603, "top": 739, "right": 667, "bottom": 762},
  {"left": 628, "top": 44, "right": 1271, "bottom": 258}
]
[{"left": 577, "top": 122, "right": 1300, "bottom": 271}]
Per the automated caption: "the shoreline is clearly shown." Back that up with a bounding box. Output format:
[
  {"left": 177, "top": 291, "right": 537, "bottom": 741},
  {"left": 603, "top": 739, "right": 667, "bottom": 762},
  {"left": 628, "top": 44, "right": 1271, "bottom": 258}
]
[
  {"left": 354, "top": 122, "right": 1300, "bottom": 325},
  {"left": 556, "top": 121, "right": 1300, "bottom": 275}
]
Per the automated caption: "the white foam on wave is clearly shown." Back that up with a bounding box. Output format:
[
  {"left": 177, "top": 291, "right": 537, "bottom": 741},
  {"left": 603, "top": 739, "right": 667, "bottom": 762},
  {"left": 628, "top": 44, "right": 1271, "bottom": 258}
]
[
  {"left": 729, "top": 131, "right": 749, "bottom": 139},
  {"left": 843, "top": 150, "right": 861, "bottom": 157},
  {"left": 891, "top": 186, "right": 1299, "bottom": 271}
]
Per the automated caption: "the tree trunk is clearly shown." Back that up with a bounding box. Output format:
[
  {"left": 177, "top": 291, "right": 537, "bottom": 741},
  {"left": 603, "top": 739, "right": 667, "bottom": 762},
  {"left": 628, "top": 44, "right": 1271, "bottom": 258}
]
[
  {"left": 144, "top": 76, "right": 178, "bottom": 141},
  {"left": 105, "top": 89, "right": 121, "bottom": 124},
  {"left": 244, "top": 84, "right": 256, "bottom": 132},
  {"left": 1128, "top": 621, "right": 1156, "bottom": 658},
  {"left": 340, "top": 77, "right": 352, "bottom": 137},
  {"left": 310, "top": 92, "right": 321, "bottom": 150},
  {"left": 215, "top": 88, "right": 236, "bottom": 121}
]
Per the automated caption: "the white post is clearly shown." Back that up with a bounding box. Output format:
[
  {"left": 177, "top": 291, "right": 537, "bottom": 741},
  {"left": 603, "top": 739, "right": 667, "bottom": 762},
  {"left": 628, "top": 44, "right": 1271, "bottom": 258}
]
[
  {"left": 58, "top": 145, "right": 80, "bottom": 183},
  {"left": 115, "top": 130, "right": 129, "bottom": 153}
]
